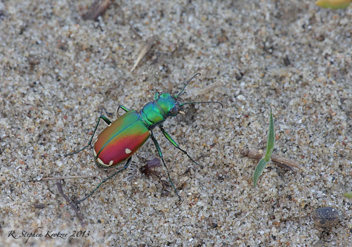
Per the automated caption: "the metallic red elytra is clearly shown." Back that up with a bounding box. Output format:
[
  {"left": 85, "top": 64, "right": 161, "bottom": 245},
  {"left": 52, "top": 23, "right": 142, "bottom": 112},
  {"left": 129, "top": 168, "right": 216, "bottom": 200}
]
[
  {"left": 94, "top": 110, "right": 150, "bottom": 168},
  {"left": 65, "top": 73, "right": 222, "bottom": 203}
]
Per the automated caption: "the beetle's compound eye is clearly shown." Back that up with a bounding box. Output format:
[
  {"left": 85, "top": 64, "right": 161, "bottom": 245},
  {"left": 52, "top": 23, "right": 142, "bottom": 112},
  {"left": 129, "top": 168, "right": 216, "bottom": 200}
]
[{"left": 169, "top": 104, "right": 179, "bottom": 116}]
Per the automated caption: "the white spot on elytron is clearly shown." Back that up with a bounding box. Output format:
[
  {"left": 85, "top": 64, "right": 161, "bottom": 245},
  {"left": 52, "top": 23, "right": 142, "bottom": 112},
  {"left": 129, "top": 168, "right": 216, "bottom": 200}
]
[
  {"left": 93, "top": 149, "right": 97, "bottom": 157},
  {"left": 97, "top": 157, "right": 105, "bottom": 165},
  {"left": 125, "top": 148, "right": 132, "bottom": 154},
  {"left": 109, "top": 160, "right": 114, "bottom": 166}
]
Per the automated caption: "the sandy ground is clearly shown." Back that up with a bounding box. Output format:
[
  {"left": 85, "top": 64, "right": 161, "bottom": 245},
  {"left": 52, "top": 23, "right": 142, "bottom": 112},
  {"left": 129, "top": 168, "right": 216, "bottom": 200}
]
[{"left": 1, "top": 0, "right": 351, "bottom": 246}]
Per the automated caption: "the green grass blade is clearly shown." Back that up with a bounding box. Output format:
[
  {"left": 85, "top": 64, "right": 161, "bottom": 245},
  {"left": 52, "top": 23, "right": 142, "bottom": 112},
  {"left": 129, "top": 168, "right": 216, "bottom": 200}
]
[
  {"left": 264, "top": 108, "right": 274, "bottom": 162},
  {"left": 253, "top": 108, "right": 275, "bottom": 187},
  {"left": 315, "top": 0, "right": 351, "bottom": 9},
  {"left": 253, "top": 159, "right": 269, "bottom": 187},
  {"left": 343, "top": 192, "right": 352, "bottom": 199}
]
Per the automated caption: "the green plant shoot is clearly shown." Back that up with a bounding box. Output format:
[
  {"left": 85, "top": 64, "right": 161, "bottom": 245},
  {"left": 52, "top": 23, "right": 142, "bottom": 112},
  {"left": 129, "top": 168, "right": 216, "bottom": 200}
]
[
  {"left": 253, "top": 108, "right": 275, "bottom": 187},
  {"left": 315, "top": 0, "right": 352, "bottom": 9},
  {"left": 343, "top": 192, "right": 352, "bottom": 199}
]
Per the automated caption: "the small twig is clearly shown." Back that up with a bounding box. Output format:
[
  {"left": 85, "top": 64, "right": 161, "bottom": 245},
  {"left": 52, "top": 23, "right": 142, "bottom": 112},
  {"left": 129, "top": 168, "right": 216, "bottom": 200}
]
[
  {"left": 240, "top": 147, "right": 301, "bottom": 171},
  {"left": 240, "top": 148, "right": 263, "bottom": 160},
  {"left": 57, "top": 181, "right": 85, "bottom": 227},
  {"left": 130, "top": 36, "right": 157, "bottom": 72},
  {"left": 129, "top": 23, "right": 143, "bottom": 39},
  {"left": 270, "top": 154, "right": 301, "bottom": 170}
]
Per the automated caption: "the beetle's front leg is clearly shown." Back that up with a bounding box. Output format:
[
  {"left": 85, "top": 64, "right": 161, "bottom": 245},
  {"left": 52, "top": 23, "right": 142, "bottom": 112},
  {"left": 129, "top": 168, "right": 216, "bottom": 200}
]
[
  {"left": 159, "top": 126, "right": 203, "bottom": 168},
  {"left": 150, "top": 131, "right": 181, "bottom": 200},
  {"left": 65, "top": 115, "right": 112, "bottom": 156}
]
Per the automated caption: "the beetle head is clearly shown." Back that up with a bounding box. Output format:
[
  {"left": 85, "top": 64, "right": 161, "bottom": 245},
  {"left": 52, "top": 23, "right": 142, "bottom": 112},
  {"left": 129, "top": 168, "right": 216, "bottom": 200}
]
[{"left": 156, "top": 93, "right": 180, "bottom": 117}]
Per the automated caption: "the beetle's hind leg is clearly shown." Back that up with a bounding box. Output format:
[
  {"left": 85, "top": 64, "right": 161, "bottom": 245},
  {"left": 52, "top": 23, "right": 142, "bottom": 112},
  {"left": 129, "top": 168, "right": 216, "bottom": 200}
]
[
  {"left": 76, "top": 157, "right": 132, "bottom": 204},
  {"left": 159, "top": 126, "right": 203, "bottom": 168},
  {"left": 64, "top": 115, "right": 112, "bottom": 156},
  {"left": 150, "top": 131, "right": 181, "bottom": 200}
]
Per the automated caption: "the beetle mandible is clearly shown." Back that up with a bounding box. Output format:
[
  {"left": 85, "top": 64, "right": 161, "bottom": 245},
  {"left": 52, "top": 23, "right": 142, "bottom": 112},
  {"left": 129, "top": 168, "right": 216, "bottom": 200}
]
[{"left": 65, "top": 73, "right": 222, "bottom": 203}]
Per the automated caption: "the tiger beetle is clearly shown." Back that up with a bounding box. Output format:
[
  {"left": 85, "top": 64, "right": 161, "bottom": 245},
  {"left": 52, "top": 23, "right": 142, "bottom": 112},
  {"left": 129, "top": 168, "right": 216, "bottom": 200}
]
[{"left": 65, "top": 73, "right": 222, "bottom": 203}]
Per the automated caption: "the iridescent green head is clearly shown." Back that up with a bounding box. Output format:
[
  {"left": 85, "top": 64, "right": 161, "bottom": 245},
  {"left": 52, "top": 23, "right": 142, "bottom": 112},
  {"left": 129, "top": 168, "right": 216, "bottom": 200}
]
[{"left": 155, "top": 93, "right": 180, "bottom": 117}]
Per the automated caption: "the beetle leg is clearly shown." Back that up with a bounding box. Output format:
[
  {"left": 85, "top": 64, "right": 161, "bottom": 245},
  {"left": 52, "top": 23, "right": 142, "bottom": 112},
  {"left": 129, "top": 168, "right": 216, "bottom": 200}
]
[
  {"left": 150, "top": 131, "right": 181, "bottom": 200},
  {"left": 159, "top": 126, "right": 203, "bottom": 168},
  {"left": 76, "top": 157, "right": 132, "bottom": 204},
  {"left": 116, "top": 105, "right": 129, "bottom": 116},
  {"left": 64, "top": 115, "right": 112, "bottom": 156}
]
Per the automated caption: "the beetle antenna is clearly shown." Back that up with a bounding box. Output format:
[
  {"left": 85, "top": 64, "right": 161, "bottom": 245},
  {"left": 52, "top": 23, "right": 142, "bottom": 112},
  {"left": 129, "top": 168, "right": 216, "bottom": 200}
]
[
  {"left": 175, "top": 73, "right": 201, "bottom": 98},
  {"left": 180, "top": 101, "right": 223, "bottom": 108}
]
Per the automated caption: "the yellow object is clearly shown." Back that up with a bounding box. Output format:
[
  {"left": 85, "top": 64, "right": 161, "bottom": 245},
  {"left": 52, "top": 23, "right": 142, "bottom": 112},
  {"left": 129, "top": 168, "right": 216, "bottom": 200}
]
[{"left": 316, "top": 0, "right": 352, "bottom": 9}]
